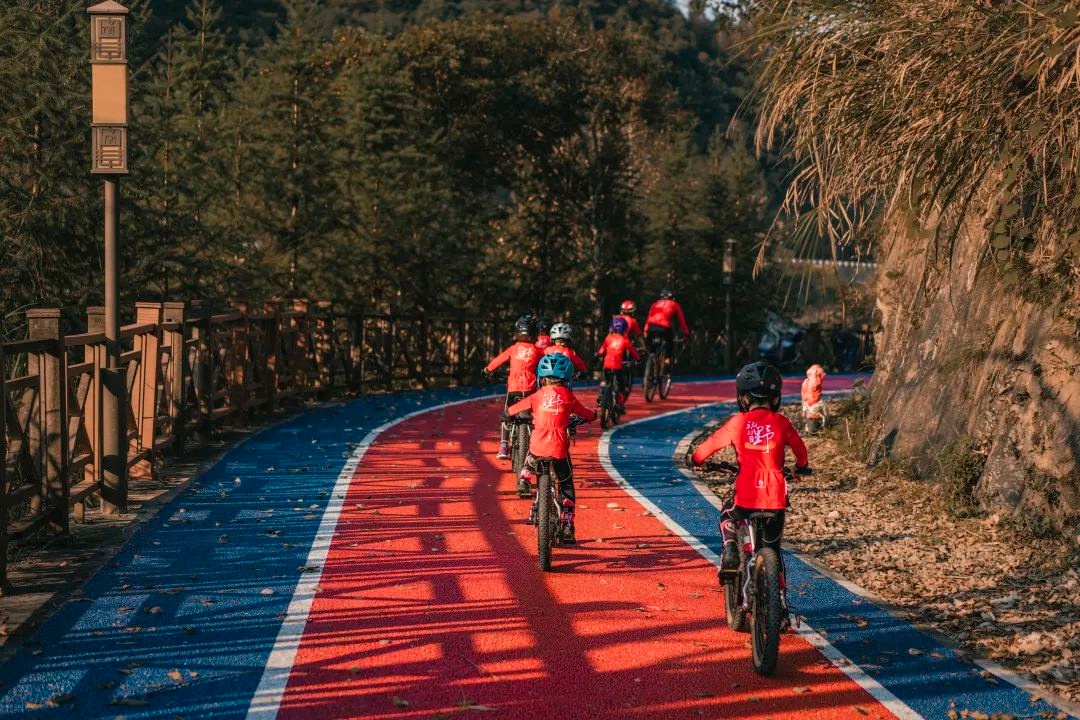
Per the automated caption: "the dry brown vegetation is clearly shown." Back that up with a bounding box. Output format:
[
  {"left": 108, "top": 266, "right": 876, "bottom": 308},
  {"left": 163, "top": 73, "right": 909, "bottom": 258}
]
[{"left": 745, "top": 0, "right": 1080, "bottom": 523}]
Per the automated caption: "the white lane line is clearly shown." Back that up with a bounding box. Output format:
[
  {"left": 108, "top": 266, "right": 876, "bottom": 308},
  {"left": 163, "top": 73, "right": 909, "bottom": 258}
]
[
  {"left": 597, "top": 399, "right": 923, "bottom": 720},
  {"left": 245, "top": 393, "right": 501, "bottom": 720},
  {"left": 671, "top": 402, "right": 1080, "bottom": 720}
]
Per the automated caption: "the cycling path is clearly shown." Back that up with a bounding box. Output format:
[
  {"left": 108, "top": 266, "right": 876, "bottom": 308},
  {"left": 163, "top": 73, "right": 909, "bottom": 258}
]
[{"left": 0, "top": 379, "right": 1074, "bottom": 719}]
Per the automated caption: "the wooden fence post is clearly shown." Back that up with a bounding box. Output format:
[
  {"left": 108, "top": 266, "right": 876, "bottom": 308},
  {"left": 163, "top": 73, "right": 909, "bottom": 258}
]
[
  {"left": 264, "top": 301, "right": 281, "bottom": 410},
  {"left": 315, "top": 301, "right": 334, "bottom": 396},
  {"left": 85, "top": 308, "right": 105, "bottom": 512},
  {"left": 162, "top": 302, "right": 186, "bottom": 453},
  {"left": 132, "top": 302, "right": 162, "bottom": 479},
  {"left": 28, "top": 309, "right": 69, "bottom": 535},
  {"left": 188, "top": 302, "right": 213, "bottom": 439}
]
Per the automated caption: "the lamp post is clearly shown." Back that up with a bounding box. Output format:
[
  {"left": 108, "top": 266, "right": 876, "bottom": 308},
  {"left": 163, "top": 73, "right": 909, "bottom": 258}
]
[
  {"left": 722, "top": 238, "right": 735, "bottom": 373},
  {"left": 89, "top": 0, "right": 130, "bottom": 513}
]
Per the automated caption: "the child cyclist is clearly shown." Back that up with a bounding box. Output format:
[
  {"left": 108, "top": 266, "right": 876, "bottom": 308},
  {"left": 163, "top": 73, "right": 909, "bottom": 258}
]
[
  {"left": 485, "top": 315, "right": 542, "bottom": 460},
  {"left": 686, "top": 362, "right": 812, "bottom": 605},
  {"left": 535, "top": 317, "right": 554, "bottom": 349},
  {"left": 801, "top": 364, "right": 827, "bottom": 433},
  {"left": 508, "top": 353, "right": 597, "bottom": 543},
  {"left": 544, "top": 323, "right": 587, "bottom": 376},
  {"left": 597, "top": 316, "right": 640, "bottom": 412}
]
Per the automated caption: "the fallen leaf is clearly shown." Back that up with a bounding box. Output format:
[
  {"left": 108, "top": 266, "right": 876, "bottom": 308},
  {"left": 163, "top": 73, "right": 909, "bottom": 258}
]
[
  {"left": 168, "top": 669, "right": 183, "bottom": 683},
  {"left": 793, "top": 686, "right": 811, "bottom": 694},
  {"left": 391, "top": 696, "right": 409, "bottom": 707},
  {"left": 47, "top": 694, "right": 75, "bottom": 707}
]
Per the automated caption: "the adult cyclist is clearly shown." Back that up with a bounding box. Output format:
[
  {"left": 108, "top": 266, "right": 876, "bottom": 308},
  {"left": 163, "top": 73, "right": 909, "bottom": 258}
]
[{"left": 644, "top": 289, "right": 689, "bottom": 361}]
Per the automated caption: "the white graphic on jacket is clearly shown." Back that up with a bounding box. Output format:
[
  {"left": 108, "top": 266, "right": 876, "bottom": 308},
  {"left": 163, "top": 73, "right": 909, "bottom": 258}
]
[
  {"left": 540, "top": 392, "right": 565, "bottom": 413},
  {"left": 744, "top": 421, "right": 776, "bottom": 488},
  {"left": 516, "top": 345, "right": 537, "bottom": 361},
  {"left": 745, "top": 421, "right": 775, "bottom": 448}
]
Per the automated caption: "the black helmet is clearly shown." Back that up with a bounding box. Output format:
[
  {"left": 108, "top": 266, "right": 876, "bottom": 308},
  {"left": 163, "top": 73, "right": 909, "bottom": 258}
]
[
  {"left": 537, "top": 316, "right": 552, "bottom": 334},
  {"left": 660, "top": 288, "right": 674, "bottom": 299},
  {"left": 735, "top": 361, "right": 783, "bottom": 412},
  {"left": 514, "top": 315, "right": 537, "bottom": 338}
]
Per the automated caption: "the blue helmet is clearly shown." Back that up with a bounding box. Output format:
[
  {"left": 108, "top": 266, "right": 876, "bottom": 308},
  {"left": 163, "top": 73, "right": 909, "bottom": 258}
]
[
  {"left": 537, "top": 352, "right": 575, "bottom": 385},
  {"left": 610, "top": 316, "right": 629, "bottom": 334}
]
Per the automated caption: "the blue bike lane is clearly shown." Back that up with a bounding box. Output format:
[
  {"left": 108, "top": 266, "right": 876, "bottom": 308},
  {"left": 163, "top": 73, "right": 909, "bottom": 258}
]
[
  {"left": 0, "top": 388, "right": 498, "bottom": 719},
  {"left": 602, "top": 396, "right": 1079, "bottom": 720}
]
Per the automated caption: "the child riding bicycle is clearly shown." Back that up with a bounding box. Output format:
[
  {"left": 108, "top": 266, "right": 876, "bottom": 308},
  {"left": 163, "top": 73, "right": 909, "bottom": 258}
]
[
  {"left": 544, "top": 323, "right": 587, "bottom": 376},
  {"left": 685, "top": 362, "right": 811, "bottom": 593},
  {"left": 596, "top": 316, "right": 640, "bottom": 412},
  {"left": 508, "top": 353, "right": 597, "bottom": 543},
  {"left": 484, "top": 315, "right": 543, "bottom": 460}
]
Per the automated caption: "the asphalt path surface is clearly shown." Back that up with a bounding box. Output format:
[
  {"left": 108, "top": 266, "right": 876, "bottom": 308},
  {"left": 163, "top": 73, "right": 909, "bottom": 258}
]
[{"left": 0, "top": 378, "right": 1074, "bottom": 720}]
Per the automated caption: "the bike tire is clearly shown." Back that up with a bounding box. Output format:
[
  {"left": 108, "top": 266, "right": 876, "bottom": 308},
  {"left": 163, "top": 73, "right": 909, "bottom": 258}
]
[
  {"left": 599, "top": 385, "right": 612, "bottom": 429},
  {"left": 724, "top": 574, "right": 748, "bottom": 632},
  {"left": 659, "top": 355, "right": 673, "bottom": 400},
  {"left": 512, "top": 423, "right": 530, "bottom": 475},
  {"left": 751, "top": 548, "right": 783, "bottom": 676},
  {"left": 537, "top": 471, "right": 554, "bottom": 572},
  {"left": 643, "top": 356, "right": 657, "bottom": 403}
]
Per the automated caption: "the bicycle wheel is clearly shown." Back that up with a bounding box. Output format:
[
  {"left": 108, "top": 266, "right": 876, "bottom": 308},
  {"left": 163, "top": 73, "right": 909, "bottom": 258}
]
[
  {"left": 536, "top": 471, "right": 554, "bottom": 572},
  {"left": 512, "top": 423, "right": 530, "bottom": 476},
  {"left": 643, "top": 355, "right": 657, "bottom": 403},
  {"left": 599, "top": 385, "right": 613, "bottom": 429},
  {"left": 659, "top": 352, "right": 673, "bottom": 399},
  {"left": 724, "top": 568, "right": 748, "bottom": 632},
  {"left": 751, "top": 548, "right": 783, "bottom": 676}
]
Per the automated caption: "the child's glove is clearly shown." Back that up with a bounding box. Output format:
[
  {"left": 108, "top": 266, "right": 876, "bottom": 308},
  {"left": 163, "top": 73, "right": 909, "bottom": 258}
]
[{"left": 794, "top": 465, "right": 813, "bottom": 476}]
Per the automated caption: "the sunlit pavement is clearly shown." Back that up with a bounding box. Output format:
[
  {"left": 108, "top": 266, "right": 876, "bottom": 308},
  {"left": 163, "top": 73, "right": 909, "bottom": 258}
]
[{"left": 0, "top": 379, "right": 1074, "bottom": 719}]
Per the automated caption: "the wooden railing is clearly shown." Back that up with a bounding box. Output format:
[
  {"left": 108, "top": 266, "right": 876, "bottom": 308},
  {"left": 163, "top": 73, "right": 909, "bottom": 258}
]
[
  {"left": 1, "top": 299, "right": 741, "bottom": 592},
  {"left": 3, "top": 299, "right": 576, "bottom": 593}
]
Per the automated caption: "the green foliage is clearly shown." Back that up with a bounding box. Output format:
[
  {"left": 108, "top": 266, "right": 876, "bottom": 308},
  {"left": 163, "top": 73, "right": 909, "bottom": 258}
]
[{"left": 1, "top": 0, "right": 785, "bottom": 343}]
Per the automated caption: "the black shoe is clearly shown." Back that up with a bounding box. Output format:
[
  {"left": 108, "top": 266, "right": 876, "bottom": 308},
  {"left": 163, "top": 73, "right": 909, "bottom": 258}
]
[
  {"left": 561, "top": 520, "right": 576, "bottom": 544},
  {"left": 516, "top": 476, "right": 532, "bottom": 499},
  {"left": 721, "top": 541, "right": 740, "bottom": 571},
  {"left": 526, "top": 502, "right": 538, "bottom": 525}
]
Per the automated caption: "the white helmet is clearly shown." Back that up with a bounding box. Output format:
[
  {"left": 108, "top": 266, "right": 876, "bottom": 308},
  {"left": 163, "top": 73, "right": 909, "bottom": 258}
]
[{"left": 550, "top": 322, "right": 573, "bottom": 341}]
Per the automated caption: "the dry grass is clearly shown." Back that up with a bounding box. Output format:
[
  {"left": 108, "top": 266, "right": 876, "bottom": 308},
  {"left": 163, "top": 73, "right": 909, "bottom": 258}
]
[{"left": 746, "top": 0, "right": 1080, "bottom": 295}]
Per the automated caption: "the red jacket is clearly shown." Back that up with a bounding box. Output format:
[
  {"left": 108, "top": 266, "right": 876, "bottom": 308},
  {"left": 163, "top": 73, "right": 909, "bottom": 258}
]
[
  {"left": 508, "top": 385, "right": 596, "bottom": 459},
  {"left": 645, "top": 299, "right": 689, "bottom": 336},
  {"left": 618, "top": 314, "right": 642, "bottom": 341},
  {"left": 596, "top": 333, "right": 640, "bottom": 370},
  {"left": 801, "top": 378, "right": 823, "bottom": 406},
  {"left": 486, "top": 341, "right": 542, "bottom": 393},
  {"left": 544, "top": 344, "right": 587, "bottom": 373},
  {"left": 535, "top": 335, "right": 553, "bottom": 350},
  {"left": 691, "top": 408, "right": 808, "bottom": 510}
]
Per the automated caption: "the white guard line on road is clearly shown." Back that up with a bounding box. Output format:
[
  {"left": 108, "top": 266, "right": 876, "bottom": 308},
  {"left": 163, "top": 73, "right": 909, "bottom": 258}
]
[
  {"left": 597, "top": 397, "right": 923, "bottom": 720},
  {"left": 245, "top": 392, "right": 501, "bottom": 720}
]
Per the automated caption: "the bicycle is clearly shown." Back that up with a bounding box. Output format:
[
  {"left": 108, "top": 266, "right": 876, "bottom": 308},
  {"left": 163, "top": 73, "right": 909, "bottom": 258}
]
[
  {"left": 643, "top": 335, "right": 678, "bottom": 403},
  {"left": 508, "top": 412, "right": 533, "bottom": 485},
  {"left": 532, "top": 416, "right": 585, "bottom": 571},
  {"left": 692, "top": 460, "right": 801, "bottom": 676},
  {"left": 596, "top": 369, "right": 624, "bottom": 429}
]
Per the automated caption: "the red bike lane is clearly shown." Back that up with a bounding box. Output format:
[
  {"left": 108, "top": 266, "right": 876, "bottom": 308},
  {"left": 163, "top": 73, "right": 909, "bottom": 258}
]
[{"left": 274, "top": 380, "right": 895, "bottom": 720}]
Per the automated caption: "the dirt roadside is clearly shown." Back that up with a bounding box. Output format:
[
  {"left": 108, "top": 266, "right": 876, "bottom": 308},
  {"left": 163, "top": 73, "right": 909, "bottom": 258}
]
[{"left": 691, "top": 397, "right": 1080, "bottom": 706}]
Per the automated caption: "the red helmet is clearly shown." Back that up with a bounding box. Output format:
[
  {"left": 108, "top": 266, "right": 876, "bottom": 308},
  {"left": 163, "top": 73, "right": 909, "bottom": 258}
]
[{"left": 620, "top": 300, "right": 636, "bottom": 314}]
